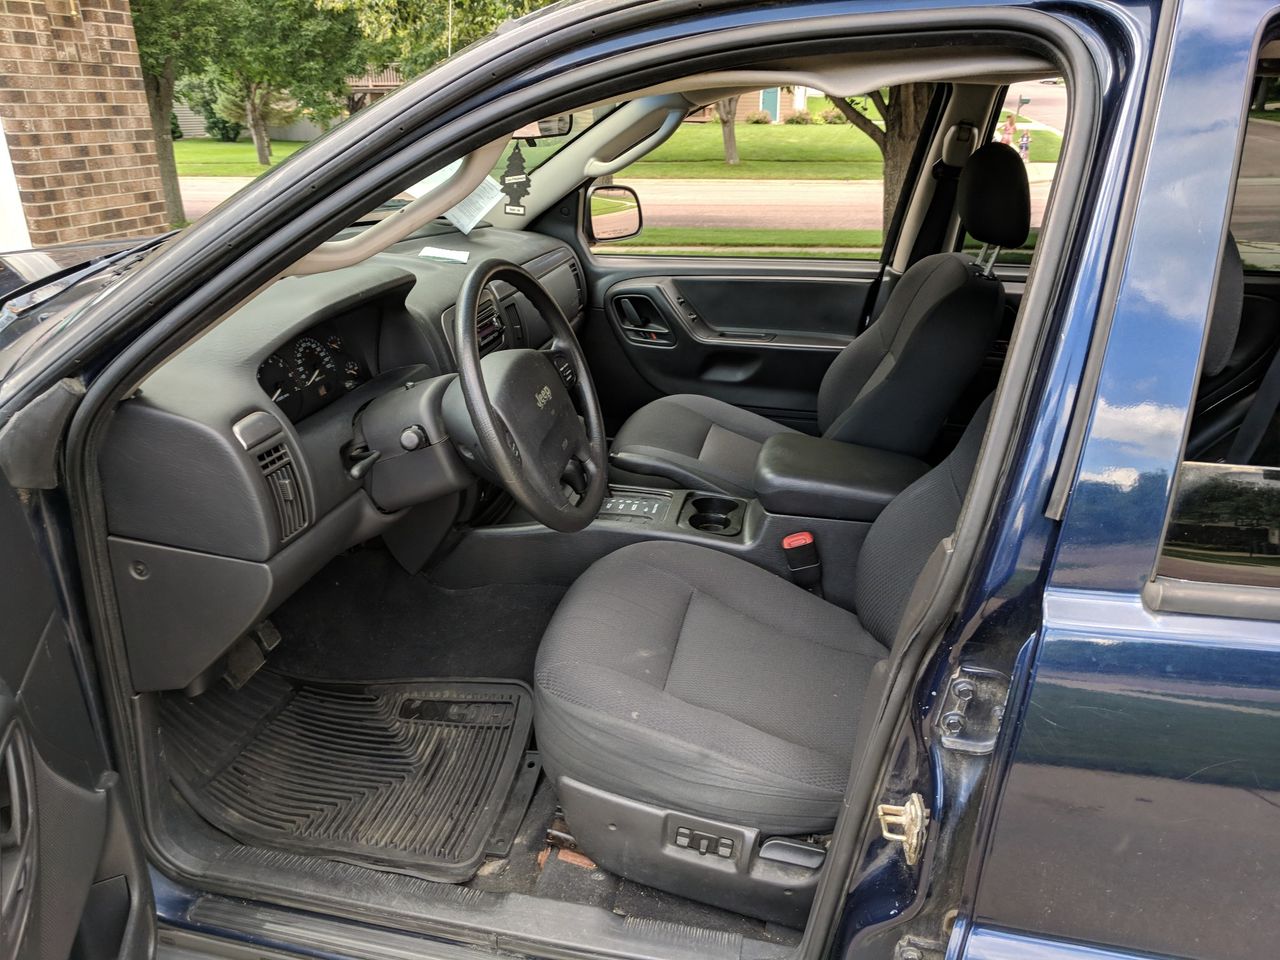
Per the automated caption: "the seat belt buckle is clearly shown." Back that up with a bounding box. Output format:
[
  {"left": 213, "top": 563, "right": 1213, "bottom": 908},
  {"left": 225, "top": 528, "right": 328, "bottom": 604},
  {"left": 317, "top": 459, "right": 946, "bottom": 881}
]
[{"left": 782, "top": 532, "right": 823, "bottom": 598}]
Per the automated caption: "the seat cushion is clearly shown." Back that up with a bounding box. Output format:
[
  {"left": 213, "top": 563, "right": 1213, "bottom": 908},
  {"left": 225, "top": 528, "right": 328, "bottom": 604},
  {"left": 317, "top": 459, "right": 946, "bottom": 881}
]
[
  {"left": 534, "top": 540, "right": 887, "bottom": 834},
  {"left": 609, "top": 394, "right": 797, "bottom": 496}
]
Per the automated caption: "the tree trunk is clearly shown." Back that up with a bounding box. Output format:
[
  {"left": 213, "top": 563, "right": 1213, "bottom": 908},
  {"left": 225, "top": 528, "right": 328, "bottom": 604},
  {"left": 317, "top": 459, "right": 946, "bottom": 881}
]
[
  {"left": 715, "top": 97, "right": 740, "bottom": 165},
  {"left": 1254, "top": 78, "right": 1272, "bottom": 111},
  {"left": 830, "top": 85, "right": 935, "bottom": 232},
  {"left": 879, "top": 83, "right": 934, "bottom": 228},
  {"left": 245, "top": 91, "right": 272, "bottom": 166},
  {"left": 142, "top": 57, "right": 184, "bottom": 227}
]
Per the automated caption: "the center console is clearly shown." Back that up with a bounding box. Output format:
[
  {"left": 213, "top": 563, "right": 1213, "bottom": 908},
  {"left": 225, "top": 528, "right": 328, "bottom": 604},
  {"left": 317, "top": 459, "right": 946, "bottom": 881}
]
[
  {"left": 599, "top": 490, "right": 747, "bottom": 538},
  {"left": 433, "top": 433, "right": 930, "bottom": 612}
]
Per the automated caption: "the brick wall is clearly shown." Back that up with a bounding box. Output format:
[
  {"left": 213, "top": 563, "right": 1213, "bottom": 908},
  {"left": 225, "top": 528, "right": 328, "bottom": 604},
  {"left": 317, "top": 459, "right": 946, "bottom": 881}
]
[{"left": 0, "top": 0, "right": 167, "bottom": 247}]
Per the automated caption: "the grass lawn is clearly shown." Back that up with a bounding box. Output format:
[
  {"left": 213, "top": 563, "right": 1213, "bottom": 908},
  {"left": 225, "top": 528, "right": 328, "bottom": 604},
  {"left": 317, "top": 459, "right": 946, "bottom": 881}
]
[
  {"left": 1250, "top": 108, "right": 1280, "bottom": 123},
  {"left": 616, "top": 226, "right": 883, "bottom": 248},
  {"left": 629, "top": 122, "right": 883, "bottom": 179},
  {"left": 174, "top": 139, "right": 307, "bottom": 177},
  {"left": 624, "top": 118, "right": 1062, "bottom": 179}
]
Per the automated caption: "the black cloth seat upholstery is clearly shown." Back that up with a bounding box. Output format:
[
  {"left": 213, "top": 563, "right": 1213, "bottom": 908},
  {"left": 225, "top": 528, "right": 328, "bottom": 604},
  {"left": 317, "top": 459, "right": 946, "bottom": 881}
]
[
  {"left": 535, "top": 397, "right": 991, "bottom": 836},
  {"left": 608, "top": 142, "right": 1028, "bottom": 497}
]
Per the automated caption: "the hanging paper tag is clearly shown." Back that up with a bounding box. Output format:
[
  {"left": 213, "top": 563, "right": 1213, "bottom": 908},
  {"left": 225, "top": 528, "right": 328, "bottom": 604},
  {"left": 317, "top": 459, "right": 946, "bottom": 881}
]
[{"left": 443, "top": 176, "right": 503, "bottom": 234}]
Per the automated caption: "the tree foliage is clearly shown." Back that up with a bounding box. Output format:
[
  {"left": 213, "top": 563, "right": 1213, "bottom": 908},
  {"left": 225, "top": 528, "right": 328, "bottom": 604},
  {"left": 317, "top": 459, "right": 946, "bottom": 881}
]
[
  {"left": 204, "top": 0, "right": 369, "bottom": 165},
  {"left": 315, "top": 0, "right": 554, "bottom": 76},
  {"left": 132, "top": 0, "right": 219, "bottom": 224}
]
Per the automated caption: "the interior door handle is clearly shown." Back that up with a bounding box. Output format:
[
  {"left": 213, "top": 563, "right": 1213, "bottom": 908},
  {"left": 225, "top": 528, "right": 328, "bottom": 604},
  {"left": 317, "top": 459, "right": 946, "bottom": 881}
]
[{"left": 612, "top": 294, "right": 675, "bottom": 346}]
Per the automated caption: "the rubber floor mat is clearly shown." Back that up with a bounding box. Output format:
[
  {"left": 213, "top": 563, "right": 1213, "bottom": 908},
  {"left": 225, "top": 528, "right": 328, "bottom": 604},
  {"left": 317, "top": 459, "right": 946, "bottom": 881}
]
[{"left": 160, "top": 672, "right": 536, "bottom": 882}]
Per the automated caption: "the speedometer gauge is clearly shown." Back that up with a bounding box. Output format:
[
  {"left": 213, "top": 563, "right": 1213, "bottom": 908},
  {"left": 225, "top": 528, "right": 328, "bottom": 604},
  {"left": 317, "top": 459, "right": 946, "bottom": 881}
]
[{"left": 291, "top": 337, "right": 337, "bottom": 398}]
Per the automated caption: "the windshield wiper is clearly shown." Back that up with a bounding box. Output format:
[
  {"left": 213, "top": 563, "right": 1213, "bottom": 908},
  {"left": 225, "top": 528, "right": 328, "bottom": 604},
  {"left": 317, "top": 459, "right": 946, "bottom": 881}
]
[{"left": 0, "top": 230, "right": 176, "bottom": 321}]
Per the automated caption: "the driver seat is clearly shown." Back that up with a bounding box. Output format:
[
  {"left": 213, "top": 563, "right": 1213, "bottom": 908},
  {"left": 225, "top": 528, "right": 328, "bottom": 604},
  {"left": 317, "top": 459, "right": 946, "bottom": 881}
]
[
  {"left": 608, "top": 142, "right": 1029, "bottom": 496},
  {"left": 533, "top": 396, "right": 993, "bottom": 925}
]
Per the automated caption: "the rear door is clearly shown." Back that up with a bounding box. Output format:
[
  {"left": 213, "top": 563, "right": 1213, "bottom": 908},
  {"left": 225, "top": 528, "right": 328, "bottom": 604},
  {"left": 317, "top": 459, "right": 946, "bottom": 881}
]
[
  {"left": 0, "top": 469, "right": 152, "bottom": 960},
  {"left": 573, "top": 86, "right": 942, "bottom": 433}
]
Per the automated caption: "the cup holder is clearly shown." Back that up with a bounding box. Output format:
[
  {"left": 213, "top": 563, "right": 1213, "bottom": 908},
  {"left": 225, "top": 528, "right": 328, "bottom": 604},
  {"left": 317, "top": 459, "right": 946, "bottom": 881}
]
[
  {"left": 685, "top": 496, "right": 743, "bottom": 535},
  {"left": 689, "top": 512, "right": 731, "bottom": 532}
]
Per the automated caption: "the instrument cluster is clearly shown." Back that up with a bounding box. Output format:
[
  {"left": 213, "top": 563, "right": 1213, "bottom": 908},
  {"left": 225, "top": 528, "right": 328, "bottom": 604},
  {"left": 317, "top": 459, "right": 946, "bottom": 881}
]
[{"left": 256, "top": 323, "right": 370, "bottom": 422}]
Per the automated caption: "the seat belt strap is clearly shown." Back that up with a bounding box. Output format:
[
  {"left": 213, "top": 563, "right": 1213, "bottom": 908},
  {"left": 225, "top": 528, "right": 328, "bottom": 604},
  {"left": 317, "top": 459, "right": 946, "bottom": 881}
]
[
  {"left": 1227, "top": 345, "right": 1280, "bottom": 464},
  {"left": 907, "top": 158, "right": 962, "bottom": 267}
]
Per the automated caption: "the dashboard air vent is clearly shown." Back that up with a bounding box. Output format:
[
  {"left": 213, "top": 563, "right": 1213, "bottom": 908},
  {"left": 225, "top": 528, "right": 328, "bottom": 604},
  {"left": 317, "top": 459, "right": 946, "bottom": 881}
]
[
  {"left": 476, "top": 299, "right": 506, "bottom": 354},
  {"left": 256, "top": 443, "right": 308, "bottom": 541}
]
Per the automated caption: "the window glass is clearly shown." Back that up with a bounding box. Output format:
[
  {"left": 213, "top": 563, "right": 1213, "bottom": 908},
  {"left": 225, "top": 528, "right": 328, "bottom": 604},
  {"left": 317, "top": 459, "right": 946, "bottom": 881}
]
[
  {"left": 1230, "top": 105, "right": 1280, "bottom": 270},
  {"left": 965, "top": 79, "right": 1064, "bottom": 264},
  {"left": 589, "top": 87, "right": 918, "bottom": 259},
  {"left": 1158, "top": 462, "right": 1280, "bottom": 588},
  {"left": 1157, "top": 92, "right": 1280, "bottom": 590}
]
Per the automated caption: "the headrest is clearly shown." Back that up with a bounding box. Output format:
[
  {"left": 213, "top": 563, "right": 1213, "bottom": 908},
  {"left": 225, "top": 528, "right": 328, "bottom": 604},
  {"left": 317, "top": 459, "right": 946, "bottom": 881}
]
[
  {"left": 1203, "top": 233, "right": 1244, "bottom": 378},
  {"left": 958, "top": 142, "right": 1030, "bottom": 249}
]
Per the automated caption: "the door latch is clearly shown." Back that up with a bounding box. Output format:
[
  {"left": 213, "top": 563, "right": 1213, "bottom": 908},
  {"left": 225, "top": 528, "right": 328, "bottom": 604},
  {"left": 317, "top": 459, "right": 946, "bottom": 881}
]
[{"left": 877, "top": 793, "right": 929, "bottom": 865}]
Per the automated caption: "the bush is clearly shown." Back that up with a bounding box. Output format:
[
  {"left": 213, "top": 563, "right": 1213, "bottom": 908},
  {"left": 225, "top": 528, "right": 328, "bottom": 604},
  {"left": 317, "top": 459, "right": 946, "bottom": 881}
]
[
  {"left": 205, "top": 114, "right": 243, "bottom": 143},
  {"left": 744, "top": 110, "right": 772, "bottom": 124},
  {"left": 170, "top": 112, "right": 183, "bottom": 140},
  {"left": 176, "top": 72, "right": 244, "bottom": 142},
  {"left": 821, "top": 108, "right": 849, "bottom": 125},
  {"left": 784, "top": 110, "right": 813, "bottom": 125}
]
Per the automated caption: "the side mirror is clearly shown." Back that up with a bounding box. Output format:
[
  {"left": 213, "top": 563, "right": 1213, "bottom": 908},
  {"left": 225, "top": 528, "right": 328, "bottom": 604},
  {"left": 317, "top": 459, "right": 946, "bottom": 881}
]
[{"left": 587, "top": 185, "right": 643, "bottom": 243}]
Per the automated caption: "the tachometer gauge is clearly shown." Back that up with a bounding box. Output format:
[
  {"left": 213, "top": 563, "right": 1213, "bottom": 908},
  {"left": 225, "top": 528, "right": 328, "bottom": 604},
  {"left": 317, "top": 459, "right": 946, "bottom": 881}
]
[{"left": 257, "top": 354, "right": 303, "bottom": 420}]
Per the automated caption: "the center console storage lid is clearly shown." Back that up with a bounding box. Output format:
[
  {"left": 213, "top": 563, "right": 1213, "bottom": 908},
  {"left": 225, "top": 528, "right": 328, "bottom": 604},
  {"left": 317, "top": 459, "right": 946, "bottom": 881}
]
[{"left": 754, "top": 433, "right": 929, "bottom": 522}]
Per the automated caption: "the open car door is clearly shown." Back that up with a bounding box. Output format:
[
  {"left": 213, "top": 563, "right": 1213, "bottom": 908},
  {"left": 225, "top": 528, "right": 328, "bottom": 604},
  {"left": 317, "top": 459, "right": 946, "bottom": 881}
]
[{"left": 0, "top": 478, "right": 152, "bottom": 960}]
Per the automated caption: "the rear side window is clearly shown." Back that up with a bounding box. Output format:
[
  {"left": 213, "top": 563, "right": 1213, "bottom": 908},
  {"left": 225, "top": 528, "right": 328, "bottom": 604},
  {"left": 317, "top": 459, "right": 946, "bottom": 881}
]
[{"left": 1230, "top": 106, "right": 1280, "bottom": 271}]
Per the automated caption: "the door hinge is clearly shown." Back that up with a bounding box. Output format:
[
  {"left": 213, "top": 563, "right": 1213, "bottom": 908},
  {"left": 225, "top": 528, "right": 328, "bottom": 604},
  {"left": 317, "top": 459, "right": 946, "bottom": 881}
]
[
  {"left": 877, "top": 792, "right": 929, "bottom": 866},
  {"left": 936, "top": 665, "right": 1010, "bottom": 755}
]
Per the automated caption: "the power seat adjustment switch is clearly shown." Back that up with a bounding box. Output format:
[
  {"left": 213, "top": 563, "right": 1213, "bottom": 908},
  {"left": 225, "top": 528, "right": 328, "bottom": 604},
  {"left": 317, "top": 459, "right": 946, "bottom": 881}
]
[{"left": 674, "top": 825, "right": 735, "bottom": 858}]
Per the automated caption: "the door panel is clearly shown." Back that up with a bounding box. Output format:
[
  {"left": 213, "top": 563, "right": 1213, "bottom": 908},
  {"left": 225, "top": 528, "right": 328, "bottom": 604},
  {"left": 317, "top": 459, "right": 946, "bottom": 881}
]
[
  {"left": 583, "top": 256, "right": 881, "bottom": 431},
  {"left": 0, "top": 486, "right": 150, "bottom": 960}
]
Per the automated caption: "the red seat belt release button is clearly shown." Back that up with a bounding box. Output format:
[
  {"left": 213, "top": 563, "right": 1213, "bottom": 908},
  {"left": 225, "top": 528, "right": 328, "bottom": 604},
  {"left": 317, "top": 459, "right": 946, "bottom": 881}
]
[{"left": 782, "top": 532, "right": 823, "bottom": 596}]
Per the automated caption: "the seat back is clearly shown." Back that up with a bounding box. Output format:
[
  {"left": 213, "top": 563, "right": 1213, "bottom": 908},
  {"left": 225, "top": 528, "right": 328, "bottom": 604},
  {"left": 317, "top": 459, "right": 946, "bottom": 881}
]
[
  {"left": 853, "top": 394, "right": 992, "bottom": 646},
  {"left": 818, "top": 143, "right": 1029, "bottom": 459}
]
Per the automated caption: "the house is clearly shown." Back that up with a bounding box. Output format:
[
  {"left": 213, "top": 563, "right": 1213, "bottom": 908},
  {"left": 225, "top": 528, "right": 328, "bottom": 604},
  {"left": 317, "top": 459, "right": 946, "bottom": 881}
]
[{"left": 686, "top": 86, "right": 820, "bottom": 122}]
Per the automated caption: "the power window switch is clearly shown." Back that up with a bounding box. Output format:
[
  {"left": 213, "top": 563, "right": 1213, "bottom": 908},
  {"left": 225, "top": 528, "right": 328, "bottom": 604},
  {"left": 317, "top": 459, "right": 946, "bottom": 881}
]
[
  {"left": 675, "top": 827, "right": 691, "bottom": 848},
  {"left": 717, "top": 838, "right": 734, "bottom": 858}
]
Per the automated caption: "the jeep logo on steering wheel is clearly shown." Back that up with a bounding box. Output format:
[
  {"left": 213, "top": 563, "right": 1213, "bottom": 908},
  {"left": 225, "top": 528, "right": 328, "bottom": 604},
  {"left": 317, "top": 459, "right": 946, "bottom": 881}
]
[{"left": 535, "top": 385, "right": 553, "bottom": 409}]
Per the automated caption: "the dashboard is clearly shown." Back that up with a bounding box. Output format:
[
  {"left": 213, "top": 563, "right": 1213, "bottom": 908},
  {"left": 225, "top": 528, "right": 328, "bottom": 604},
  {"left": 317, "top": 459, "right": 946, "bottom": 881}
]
[{"left": 99, "top": 226, "right": 586, "bottom": 693}]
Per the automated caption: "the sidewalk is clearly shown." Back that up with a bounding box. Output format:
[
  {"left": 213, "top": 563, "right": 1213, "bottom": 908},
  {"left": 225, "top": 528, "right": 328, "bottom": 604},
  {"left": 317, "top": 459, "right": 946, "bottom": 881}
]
[{"left": 181, "top": 176, "right": 254, "bottom": 220}]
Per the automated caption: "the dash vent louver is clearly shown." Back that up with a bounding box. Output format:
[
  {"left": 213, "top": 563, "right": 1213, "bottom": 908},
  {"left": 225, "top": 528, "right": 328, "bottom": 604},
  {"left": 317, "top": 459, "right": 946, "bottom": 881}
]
[
  {"left": 256, "top": 443, "right": 308, "bottom": 542},
  {"left": 568, "top": 260, "right": 584, "bottom": 313}
]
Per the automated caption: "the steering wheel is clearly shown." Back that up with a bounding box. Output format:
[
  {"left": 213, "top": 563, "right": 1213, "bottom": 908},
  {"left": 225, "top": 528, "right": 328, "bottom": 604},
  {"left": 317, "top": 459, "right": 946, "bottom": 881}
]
[{"left": 448, "top": 259, "right": 607, "bottom": 532}]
